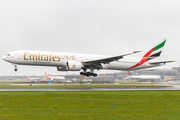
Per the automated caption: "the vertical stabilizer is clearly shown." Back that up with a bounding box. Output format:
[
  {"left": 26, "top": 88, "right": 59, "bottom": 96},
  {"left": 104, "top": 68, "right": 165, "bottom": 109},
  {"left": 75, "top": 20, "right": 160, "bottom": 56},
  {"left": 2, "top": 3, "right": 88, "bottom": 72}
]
[
  {"left": 130, "top": 39, "right": 167, "bottom": 69},
  {"left": 45, "top": 72, "right": 49, "bottom": 78},
  {"left": 146, "top": 39, "right": 166, "bottom": 61}
]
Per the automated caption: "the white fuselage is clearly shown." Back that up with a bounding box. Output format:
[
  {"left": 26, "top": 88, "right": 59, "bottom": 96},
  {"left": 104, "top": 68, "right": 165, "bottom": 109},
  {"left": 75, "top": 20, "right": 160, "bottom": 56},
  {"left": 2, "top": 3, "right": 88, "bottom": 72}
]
[
  {"left": 46, "top": 76, "right": 66, "bottom": 80},
  {"left": 2, "top": 50, "right": 164, "bottom": 71},
  {"left": 28, "top": 77, "right": 40, "bottom": 80},
  {"left": 129, "top": 75, "right": 162, "bottom": 80}
]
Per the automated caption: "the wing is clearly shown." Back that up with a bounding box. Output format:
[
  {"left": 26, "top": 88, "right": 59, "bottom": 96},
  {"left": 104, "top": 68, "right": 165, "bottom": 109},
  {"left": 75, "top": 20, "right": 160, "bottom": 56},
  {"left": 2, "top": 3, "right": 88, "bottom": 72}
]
[{"left": 82, "top": 51, "right": 141, "bottom": 69}]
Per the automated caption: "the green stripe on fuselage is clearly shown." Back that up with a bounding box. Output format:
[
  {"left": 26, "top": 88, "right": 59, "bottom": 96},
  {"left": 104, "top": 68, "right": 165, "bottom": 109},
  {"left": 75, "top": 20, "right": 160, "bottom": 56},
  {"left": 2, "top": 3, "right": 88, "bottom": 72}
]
[{"left": 153, "top": 39, "right": 166, "bottom": 52}]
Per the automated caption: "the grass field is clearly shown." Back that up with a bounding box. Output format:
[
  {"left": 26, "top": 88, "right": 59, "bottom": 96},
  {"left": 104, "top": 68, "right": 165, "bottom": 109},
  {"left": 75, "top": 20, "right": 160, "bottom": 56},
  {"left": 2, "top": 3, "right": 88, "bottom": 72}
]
[{"left": 0, "top": 91, "right": 180, "bottom": 120}]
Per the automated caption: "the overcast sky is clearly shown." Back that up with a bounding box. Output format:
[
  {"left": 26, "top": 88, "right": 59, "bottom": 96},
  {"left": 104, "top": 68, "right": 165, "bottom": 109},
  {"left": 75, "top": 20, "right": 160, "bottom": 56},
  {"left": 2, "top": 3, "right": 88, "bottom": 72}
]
[{"left": 0, "top": 0, "right": 180, "bottom": 76}]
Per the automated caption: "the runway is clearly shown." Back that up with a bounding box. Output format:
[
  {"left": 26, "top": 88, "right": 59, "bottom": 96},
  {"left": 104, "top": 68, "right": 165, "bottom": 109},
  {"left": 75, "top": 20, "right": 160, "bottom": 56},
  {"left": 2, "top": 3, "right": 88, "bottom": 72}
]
[{"left": 0, "top": 85, "right": 180, "bottom": 91}]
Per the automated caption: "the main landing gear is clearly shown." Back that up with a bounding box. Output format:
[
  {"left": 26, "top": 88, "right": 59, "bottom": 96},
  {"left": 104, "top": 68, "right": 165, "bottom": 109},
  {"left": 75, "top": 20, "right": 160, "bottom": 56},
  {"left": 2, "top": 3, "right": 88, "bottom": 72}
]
[
  {"left": 80, "top": 69, "right": 97, "bottom": 77},
  {"left": 14, "top": 65, "right": 18, "bottom": 72}
]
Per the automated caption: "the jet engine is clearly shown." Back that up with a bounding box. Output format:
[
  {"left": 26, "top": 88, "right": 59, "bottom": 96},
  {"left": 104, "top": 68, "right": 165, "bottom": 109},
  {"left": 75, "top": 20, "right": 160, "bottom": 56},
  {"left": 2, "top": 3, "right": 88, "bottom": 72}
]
[{"left": 67, "top": 61, "right": 82, "bottom": 71}]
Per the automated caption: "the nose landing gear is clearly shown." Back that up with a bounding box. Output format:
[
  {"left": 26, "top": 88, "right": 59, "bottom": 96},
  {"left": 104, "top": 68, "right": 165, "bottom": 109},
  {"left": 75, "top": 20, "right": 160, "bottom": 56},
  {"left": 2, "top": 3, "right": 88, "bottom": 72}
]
[{"left": 14, "top": 65, "right": 18, "bottom": 72}]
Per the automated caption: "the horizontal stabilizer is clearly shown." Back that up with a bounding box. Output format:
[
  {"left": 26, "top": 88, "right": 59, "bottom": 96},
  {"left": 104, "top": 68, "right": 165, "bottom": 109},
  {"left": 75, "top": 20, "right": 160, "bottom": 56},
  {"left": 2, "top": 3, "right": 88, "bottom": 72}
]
[{"left": 149, "top": 61, "right": 175, "bottom": 64}]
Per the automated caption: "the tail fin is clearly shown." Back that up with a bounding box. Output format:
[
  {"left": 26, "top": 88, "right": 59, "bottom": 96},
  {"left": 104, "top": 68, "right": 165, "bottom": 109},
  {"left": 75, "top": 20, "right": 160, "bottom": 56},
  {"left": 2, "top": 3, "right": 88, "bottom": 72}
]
[
  {"left": 45, "top": 72, "right": 49, "bottom": 78},
  {"left": 145, "top": 38, "right": 166, "bottom": 61},
  {"left": 130, "top": 39, "right": 167, "bottom": 69}
]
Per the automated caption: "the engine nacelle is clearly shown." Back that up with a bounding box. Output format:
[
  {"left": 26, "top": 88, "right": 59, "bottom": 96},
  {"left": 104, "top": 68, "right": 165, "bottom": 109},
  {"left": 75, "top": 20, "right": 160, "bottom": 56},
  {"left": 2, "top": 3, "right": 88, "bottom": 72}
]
[
  {"left": 67, "top": 61, "right": 82, "bottom": 71},
  {"left": 57, "top": 66, "right": 68, "bottom": 71}
]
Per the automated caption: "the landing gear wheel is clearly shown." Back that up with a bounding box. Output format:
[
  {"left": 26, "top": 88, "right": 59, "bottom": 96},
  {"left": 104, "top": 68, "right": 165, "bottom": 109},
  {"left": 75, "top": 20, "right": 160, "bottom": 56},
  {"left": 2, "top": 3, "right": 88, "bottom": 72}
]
[
  {"left": 14, "top": 68, "right": 18, "bottom": 72},
  {"left": 80, "top": 72, "right": 84, "bottom": 75},
  {"left": 80, "top": 69, "right": 97, "bottom": 77},
  {"left": 83, "top": 73, "right": 87, "bottom": 76},
  {"left": 93, "top": 73, "right": 97, "bottom": 77},
  {"left": 13, "top": 64, "right": 18, "bottom": 72},
  {"left": 86, "top": 72, "right": 90, "bottom": 77}
]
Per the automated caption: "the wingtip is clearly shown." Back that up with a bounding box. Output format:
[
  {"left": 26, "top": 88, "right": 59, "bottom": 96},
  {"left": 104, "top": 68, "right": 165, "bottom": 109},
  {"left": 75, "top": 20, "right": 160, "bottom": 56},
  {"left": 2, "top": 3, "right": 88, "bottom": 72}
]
[{"left": 133, "top": 51, "right": 142, "bottom": 53}]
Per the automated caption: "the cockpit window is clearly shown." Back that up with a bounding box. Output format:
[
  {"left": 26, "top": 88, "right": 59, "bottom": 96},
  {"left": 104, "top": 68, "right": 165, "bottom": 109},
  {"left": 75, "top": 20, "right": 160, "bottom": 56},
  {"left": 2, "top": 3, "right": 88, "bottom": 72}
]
[{"left": 6, "top": 54, "right": 10, "bottom": 56}]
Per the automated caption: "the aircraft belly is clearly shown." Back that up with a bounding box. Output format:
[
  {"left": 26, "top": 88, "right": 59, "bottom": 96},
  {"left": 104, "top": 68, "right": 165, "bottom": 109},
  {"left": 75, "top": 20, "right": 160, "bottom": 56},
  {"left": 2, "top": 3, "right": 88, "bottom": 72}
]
[
  {"left": 102, "top": 62, "right": 163, "bottom": 70},
  {"left": 14, "top": 59, "right": 65, "bottom": 67}
]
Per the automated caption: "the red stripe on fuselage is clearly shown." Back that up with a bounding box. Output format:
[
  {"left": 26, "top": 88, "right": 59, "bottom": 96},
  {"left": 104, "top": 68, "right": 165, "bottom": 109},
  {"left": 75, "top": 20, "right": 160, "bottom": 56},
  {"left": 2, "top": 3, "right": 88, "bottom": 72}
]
[{"left": 129, "top": 47, "right": 155, "bottom": 69}]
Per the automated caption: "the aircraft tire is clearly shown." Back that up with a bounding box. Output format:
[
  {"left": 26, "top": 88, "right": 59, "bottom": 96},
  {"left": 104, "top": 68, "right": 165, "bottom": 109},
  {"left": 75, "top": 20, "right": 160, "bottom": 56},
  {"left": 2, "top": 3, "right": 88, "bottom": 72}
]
[
  {"left": 14, "top": 68, "right": 18, "bottom": 72},
  {"left": 93, "top": 73, "right": 97, "bottom": 77},
  {"left": 86, "top": 72, "right": 90, "bottom": 77}
]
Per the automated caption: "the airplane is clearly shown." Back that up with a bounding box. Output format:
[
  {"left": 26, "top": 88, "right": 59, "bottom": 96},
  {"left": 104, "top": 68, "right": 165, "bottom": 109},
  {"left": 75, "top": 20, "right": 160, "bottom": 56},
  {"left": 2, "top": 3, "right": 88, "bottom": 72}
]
[
  {"left": 45, "top": 72, "right": 66, "bottom": 80},
  {"left": 124, "top": 71, "right": 163, "bottom": 80},
  {"left": 28, "top": 76, "right": 40, "bottom": 80},
  {"left": 2, "top": 39, "right": 174, "bottom": 77}
]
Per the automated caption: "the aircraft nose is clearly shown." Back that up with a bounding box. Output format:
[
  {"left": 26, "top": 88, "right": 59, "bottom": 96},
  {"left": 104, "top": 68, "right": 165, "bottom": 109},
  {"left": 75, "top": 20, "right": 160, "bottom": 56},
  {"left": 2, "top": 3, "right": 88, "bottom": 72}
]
[{"left": 2, "top": 55, "right": 6, "bottom": 60}]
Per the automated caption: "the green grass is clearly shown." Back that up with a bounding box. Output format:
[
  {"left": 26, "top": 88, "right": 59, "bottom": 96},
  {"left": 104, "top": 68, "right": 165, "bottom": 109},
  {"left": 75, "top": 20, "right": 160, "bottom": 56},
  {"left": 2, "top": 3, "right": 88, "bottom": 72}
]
[
  {"left": 0, "top": 91, "right": 179, "bottom": 120},
  {"left": 0, "top": 84, "right": 170, "bottom": 89}
]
